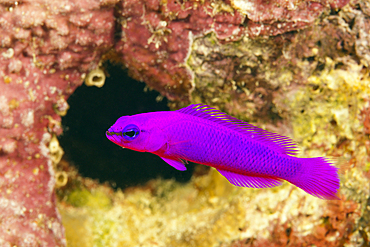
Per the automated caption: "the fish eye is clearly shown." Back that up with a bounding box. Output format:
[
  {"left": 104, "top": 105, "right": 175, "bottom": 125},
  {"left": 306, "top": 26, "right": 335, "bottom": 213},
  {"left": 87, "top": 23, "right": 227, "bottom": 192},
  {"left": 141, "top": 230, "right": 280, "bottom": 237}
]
[{"left": 122, "top": 124, "right": 140, "bottom": 141}]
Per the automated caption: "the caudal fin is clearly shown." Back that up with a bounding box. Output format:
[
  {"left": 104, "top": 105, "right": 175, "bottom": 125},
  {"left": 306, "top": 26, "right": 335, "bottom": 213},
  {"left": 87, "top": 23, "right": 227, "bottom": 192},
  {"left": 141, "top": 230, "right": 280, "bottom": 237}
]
[{"left": 289, "top": 157, "right": 340, "bottom": 200}]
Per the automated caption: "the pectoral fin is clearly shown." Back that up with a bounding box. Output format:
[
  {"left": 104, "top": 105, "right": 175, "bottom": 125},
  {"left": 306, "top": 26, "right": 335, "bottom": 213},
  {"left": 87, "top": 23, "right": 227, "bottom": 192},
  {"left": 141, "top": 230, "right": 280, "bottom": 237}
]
[{"left": 160, "top": 157, "right": 187, "bottom": 171}]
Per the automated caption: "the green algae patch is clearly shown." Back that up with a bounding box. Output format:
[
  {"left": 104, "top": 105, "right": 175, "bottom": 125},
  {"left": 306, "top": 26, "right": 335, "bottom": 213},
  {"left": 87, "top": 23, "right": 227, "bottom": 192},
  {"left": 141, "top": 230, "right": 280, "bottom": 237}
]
[
  {"left": 274, "top": 57, "right": 370, "bottom": 154},
  {"left": 59, "top": 185, "right": 116, "bottom": 247},
  {"left": 272, "top": 57, "right": 370, "bottom": 205},
  {"left": 294, "top": 59, "right": 368, "bottom": 145},
  {"left": 66, "top": 188, "right": 112, "bottom": 209}
]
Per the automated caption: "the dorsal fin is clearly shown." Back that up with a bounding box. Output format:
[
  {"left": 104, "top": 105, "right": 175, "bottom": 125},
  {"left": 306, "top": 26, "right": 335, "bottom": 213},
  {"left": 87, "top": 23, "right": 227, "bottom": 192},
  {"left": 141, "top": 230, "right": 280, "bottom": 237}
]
[{"left": 177, "top": 104, "right": 299, "bottom": 155}]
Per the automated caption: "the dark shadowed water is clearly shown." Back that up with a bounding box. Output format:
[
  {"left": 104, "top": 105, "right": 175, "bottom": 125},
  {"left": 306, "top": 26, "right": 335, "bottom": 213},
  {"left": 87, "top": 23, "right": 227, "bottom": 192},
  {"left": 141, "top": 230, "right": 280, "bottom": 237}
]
[{"left": 58, "top": 63, "right": 194, "bottom": 189}]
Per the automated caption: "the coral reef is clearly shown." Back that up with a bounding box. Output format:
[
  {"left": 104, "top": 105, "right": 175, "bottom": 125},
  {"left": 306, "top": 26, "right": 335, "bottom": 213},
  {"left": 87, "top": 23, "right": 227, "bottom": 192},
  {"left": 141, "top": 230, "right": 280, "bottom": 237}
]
[
  {"left": 2, "top": 0, "right": 370, "bottom": 246},
  {"left": 59, "top": 0, "right": 370, "bottom": 245},
  {"left": 183, "top": 1, "right": 370, "bottom": 244},
  {"left": 58, "top": 164, "right": 368, "bottom": 247},
  {"left": 185, "top": 1, "right": 370, "bottom": 198},
  {"left": 0, "top": 0, "right": 117, "bottom": 246},
  {"left": 115, "top": 0, "right": 349, "bottom": 101}
]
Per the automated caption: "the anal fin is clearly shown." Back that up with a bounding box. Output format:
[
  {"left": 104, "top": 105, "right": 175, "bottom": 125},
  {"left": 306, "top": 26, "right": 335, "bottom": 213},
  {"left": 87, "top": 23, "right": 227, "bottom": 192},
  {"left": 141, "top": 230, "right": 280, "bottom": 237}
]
[
  {"left": 217, "top": 169, "right": 282, "bottom": 188},
  {"left": 160, "top": 157, "right": 187, "bottom": 171}
]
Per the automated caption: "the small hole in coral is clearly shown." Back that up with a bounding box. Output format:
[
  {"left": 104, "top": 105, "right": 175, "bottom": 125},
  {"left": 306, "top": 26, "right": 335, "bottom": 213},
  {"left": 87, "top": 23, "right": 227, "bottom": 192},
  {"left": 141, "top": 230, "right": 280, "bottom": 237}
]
[
  {"left": 312, "top": 85, "right": 319, "bottom": 91},
  {"left": 316, "top": 62, "right": 325, "bottom": 71},
  {"left": 330, "top": 8, "right": 340, "bottom": 15},
  {"left": 92, "top": 75, "right": 102, "bottom": 82},
  {"left": 334, "top": 62, "right": 345, "bottom": 70},
  {"left": 55, "top": 171, "right": 68, "bottom": 187},
  {"left": 307, "top": 56, "right": 315, "bottom": 62},
  {"left": 244, "top": 238, "right": 253, "bottom": 244},
  {"left": 286, "top": 227, "right": 292, "bottom": 237}
]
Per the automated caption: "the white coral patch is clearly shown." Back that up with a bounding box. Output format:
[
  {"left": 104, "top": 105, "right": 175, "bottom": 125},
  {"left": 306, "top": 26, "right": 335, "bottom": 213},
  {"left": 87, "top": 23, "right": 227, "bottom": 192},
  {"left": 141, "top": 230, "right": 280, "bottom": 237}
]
[
  {"left": 47, "top": 159, "right": 56, "bottom": 195},
  {"left": 1, "top": 116, "right": 13, "bottom": 128},
  {"left": 21, "top": 110, "right": 34, "bottom": 127},
  {"left": 1, "top": 48, "right": 14, "bottom": 59},
  {"left": 0, "top": 198, "right": 25, "bottom": 216},
  {"left": 8, "top": 59, "right": 23, "bottom": 73},
  {"left": 39, "top": 132, "right": 52, "bottom": 157},
  {"left": 331, "top": 107, "right": 353, "bottom": 139},
  {"left": 0, "top": 95, "right": 9, "bottom": 116},
  {"left": 2, "top": 140, "right": 17, "bottom": 153},
  {"left": 231, "top": 0, "right": 254, "bottom": 15}
]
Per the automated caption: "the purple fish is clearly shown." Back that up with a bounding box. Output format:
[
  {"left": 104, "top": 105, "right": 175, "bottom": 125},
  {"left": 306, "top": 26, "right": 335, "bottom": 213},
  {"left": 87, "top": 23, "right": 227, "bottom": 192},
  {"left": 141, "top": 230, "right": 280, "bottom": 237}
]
[{"left": 106, "top": 104, "right": 340, "bottom": 200}]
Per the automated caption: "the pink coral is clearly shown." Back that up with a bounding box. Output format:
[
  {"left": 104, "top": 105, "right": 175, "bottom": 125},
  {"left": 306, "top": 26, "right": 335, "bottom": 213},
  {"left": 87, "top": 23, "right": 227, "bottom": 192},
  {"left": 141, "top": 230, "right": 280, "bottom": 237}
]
[
  {"left": 0, "top": 0, "right": 117, "bottom": 246},
  {"left": 115, "top": 0, "right": 350, "bottom": 101}
]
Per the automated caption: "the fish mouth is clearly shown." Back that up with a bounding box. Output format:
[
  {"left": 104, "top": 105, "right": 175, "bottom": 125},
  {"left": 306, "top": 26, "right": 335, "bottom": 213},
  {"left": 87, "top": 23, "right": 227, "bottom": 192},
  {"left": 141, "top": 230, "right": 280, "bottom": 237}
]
[
  {"left": 106, "top": 129, "right": 124, "bottom": 144},
  {"left": 106, "top": 131, "right": 122, "bottom": 136},
  {"left": 106, "top": 127, "right": 122, "bottom": 137},
  {"left": 105, "top": 128, "right": 122, "bottom": 142}
]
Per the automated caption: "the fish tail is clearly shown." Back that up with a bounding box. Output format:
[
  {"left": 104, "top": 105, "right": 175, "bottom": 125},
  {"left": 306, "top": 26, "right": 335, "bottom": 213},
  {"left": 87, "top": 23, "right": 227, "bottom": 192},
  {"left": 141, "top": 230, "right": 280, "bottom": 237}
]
[{"left": 289, "top": 157, "right": 340, "bottom": 200}]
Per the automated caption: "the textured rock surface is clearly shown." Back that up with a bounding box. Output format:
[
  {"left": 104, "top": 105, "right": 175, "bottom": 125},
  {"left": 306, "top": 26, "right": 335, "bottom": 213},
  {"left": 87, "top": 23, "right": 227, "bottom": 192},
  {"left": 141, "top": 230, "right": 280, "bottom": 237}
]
[
  {"left": 58, "top": 164, "right": 368, "bottom": 247},
  {"left": 59, "top": 0, "right": 369, "bottom": 246},
  {"left": 0, "top": 0, "right": 117, "bottom": 246},
  {"left": 115, "top": 0, "right": 349, "bottom": 101},
  {"left": 2, "top": 0, "right": 370, "bottom": 246}
]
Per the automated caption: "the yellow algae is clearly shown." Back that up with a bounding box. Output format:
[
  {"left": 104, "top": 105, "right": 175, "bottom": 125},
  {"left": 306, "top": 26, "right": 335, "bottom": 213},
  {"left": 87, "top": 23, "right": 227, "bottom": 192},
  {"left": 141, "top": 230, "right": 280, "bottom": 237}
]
[
  {"left": 58, "top": 167, "right": 344, "bottom": 247},
  {"left": 3, "top": 75, "right": 12, "bottom": 84},
  {"left": 9, "top": 99, "right": 19, "bottom": 110},
  {"left": 58, "top": 171, "right": 246, "bottom": 247},
  {"left": 32, "top": 168, "right": 39, "bottom": 175},
  {"left": 365, "top": 162, "right": 370, "bottom": 172},
  {"left": 278, "top": 57, "right": 370, "bottom": 151},
  {"left": 340, "top": 166, "right": 370, "bottom": 202},
  {"left": 61, "top": 210, "right": 93, "bottom": 247}
]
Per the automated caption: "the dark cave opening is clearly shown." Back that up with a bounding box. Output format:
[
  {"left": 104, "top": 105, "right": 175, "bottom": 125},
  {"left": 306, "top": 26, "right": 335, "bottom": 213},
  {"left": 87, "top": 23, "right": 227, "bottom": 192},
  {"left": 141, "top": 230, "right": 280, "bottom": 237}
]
[{"left": 58, "top": 63, "right": 194, "bottom": 189}]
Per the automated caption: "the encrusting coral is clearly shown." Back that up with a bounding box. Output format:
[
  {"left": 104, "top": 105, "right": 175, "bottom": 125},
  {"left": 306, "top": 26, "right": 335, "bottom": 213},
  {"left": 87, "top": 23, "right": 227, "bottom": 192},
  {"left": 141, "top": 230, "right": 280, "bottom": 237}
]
[
  {"left": 57, "top": 164, "right": 366, "bottom": 247},
  {"left": 115, "top": 0, "right": 350, "bottom": 101},
  {"left": 0, "top": 0, "right": 118, "bottom": 246},
  {"left": 1, "top": 0, "right": 370, "bottom": 246}
]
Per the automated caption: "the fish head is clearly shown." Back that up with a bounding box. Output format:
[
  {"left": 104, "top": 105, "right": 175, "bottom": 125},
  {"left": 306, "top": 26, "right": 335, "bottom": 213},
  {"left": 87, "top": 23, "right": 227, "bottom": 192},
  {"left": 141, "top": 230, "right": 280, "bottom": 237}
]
[{"left": 106, "top": 113, "right": 167, "bottom": 153}]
